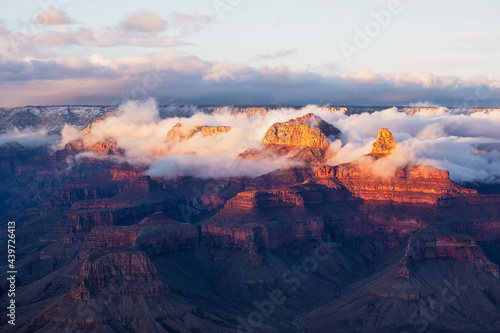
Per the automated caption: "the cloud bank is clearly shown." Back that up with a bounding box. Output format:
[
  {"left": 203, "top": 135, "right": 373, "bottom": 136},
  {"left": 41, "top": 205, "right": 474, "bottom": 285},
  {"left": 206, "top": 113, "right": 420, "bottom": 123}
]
[
  {"left": 36, "top": 100, "right": 497, "bottom": 184},
  {"left": 1, "top": 49, "right": 499, "bottom": 108},
  {"left": 2, "top": 99, "right": 499, "bottom": 183},
  {"left": 0, "top": 127, "right": 59, "bottom": 147}
]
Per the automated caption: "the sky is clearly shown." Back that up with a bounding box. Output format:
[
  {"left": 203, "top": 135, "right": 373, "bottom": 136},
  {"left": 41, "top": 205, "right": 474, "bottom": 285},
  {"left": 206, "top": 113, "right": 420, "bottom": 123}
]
[{"left": 0, "top": 0, "right": 499, "bottom": 107}]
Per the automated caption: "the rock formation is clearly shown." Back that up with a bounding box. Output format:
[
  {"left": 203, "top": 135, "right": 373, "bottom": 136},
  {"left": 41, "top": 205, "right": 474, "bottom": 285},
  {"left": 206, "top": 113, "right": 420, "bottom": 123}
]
[
  {"left": 240, "top": 113, "right": 341, "bottom": 165},
  {"left": 51, "top": 109, "right": 126, "bottom": 159},
  {"left": 70, "top": 248, "right": 167, "bottom": 301},
  {"left": 402, "top": 232, "right": 499, "bottom": 278},
  {"left": 262, "top": 113, "right": 340, "bottom": 147},
  {"left": 64, "top": 140, "right": 124, "bottom": 156},
  {"left": 166, "top": 123, "right": 231, "bottom": 141},
  {"left": 317, "top": 164, "right": 476, "bottom": 204},
  {"left": 214, "top": 106, "right": 269, "bottom": 116},
  {"left": 369, "top": 128, "right": 397, "bottom": 156},
  {"left": 84, "top": 212, "right": 199, "bottom": 255},
  {"left": 316, "top": 128, "right": 477, "bottom": 204},
  {"left": 403, "top": 106, "right": 447, "bottom": 115}
]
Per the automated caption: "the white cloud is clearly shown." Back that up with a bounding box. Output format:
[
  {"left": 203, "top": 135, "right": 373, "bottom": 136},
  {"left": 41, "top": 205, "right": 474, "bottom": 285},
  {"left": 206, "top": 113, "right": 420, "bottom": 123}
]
[
  {"left": 203, "top": 63, "right": 253, "bottom": 82},
  {"left": 0, "top": 127, "right": 59, "bottom": 147},
  {"left": 167, "top": 12, "right": 214, "bottom": 36},
  {"left": 122, "top": 11, "right": 166, "bottom": 32},
  {"left": 35, "top": 27, "right": 187, "bottom": 47},
  {"left": 253, "top": 49, "right": 298, "bottom": 61},
  {"left": 409, "top": 101, "right": 442, "bottom": 107},
  {"left": 36, "top": 8, "right": 73, "bottom": 25}
]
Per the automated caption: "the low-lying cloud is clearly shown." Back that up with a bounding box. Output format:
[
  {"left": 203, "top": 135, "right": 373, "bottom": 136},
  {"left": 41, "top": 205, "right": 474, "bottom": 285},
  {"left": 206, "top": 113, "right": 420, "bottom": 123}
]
[
  {"left": 3, "top": 100, "right": 499, "bottom": 184},
  {"left": 72, "top": 99, "right": 303, "bottom": 178},
  {"left": 0, "top": 127, "right": 59, "bottom": 147},
  {"left": 320, "top": 106, "right": 500, "bottom": 184},
  {"left": 60, "top": 100, "right": 500, "bottom": 183}
]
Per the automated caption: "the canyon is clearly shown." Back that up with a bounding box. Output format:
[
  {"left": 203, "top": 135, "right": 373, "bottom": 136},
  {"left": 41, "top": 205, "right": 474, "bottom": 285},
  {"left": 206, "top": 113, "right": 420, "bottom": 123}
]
[{"left": 0, "top": 107, "right": 499, "bottom": 332}]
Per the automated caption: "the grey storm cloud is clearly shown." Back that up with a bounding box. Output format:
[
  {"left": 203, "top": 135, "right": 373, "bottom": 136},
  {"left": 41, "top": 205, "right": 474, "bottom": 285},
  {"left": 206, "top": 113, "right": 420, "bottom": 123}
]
[{"left": 0, "top": 59, "right": 120, "bottom": 81}]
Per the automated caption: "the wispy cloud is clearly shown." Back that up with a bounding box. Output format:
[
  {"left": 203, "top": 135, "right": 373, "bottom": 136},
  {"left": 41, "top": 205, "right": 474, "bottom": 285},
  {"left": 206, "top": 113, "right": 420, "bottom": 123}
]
[
  {"left": 35, "top": 8, "right": 74, "bottom": 25},
  {"left": 167, "top": 12, "right": 214, "bottom": 36},
  {"left": 35, "top": 27, "right": 188, "bottom": 47},
  {"left": 120, "top": 11, "right": 214, "bottom": 35},
  {"left": 122, "top": 11, "right": 167, "bottom": 32},
  {"left": 253, "top": 48, "right": 298, "bottom": 61},
  {"left": 425, "top": 29, "right": 500, "bottom": 53},
  {"left": 1, "top": 10, "right": 215, "bottom": 50}
]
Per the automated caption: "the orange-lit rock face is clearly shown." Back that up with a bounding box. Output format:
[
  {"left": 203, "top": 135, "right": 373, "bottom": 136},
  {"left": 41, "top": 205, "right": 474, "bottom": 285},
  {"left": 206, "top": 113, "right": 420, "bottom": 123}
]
[
  {"left": 370, "top": 128, "right": 396, "bottom": 156},
  {"left": 240, "top": 113, "right": 340, "bottom": 165},
  {"left": 166, "top": 123, "right": 231, "bottom": 141},
  {"left": 316, "top": 164, "right": 476, "bottom": 204},
  {"left": 65, "top": 140, "right": 123, "bottom": 156},
  {"left": 109, "top": 168, "right": 142, "bottom": 181},
  {"left": 262, "top": 113, "right": 340, "bottom": 148},
  {"left": 199, "top": 183, "right": 352, "bottom": 253},
  {"left": 262, "top": 123, "right": 329, "bottom": 148},
  {"left": 224, "top": 189, "right": 306, "bottom": 210}
]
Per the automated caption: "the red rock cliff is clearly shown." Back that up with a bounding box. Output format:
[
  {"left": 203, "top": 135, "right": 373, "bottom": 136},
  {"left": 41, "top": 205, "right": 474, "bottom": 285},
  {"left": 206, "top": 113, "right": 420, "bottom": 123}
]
[{"left": 316, "top": 128, "right": 477, "bottom": 204}]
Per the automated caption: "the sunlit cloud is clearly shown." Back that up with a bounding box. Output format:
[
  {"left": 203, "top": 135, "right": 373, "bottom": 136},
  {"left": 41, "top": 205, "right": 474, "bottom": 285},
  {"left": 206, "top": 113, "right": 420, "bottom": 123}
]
[
  {"left": 122, "top": 11, "right": 167, "bottom": 32},
  {"left": 35, "top": 27, "right": 187, "bottom": 47},
  {"left": 35, "top": 8, "right": 74, "bottom": 25}
]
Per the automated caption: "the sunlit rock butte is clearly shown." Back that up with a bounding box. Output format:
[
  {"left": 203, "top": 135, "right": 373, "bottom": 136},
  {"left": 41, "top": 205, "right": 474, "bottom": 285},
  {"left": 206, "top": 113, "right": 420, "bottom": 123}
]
[
  {"left": 369, "top": 127, "right": 397, "bottom": 157},
  {"left": 261, "top": 113, "right": 340, "bottom": 147},
  {"left": 240, "top": 113, "right": 341, "bottom": 165}
]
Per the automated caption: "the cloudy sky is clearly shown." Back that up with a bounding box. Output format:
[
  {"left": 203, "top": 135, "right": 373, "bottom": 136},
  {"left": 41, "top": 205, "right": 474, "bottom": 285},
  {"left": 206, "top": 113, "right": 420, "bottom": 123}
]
[{"left": 1, "top": 0, "right": 499, "bottom": 107}]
